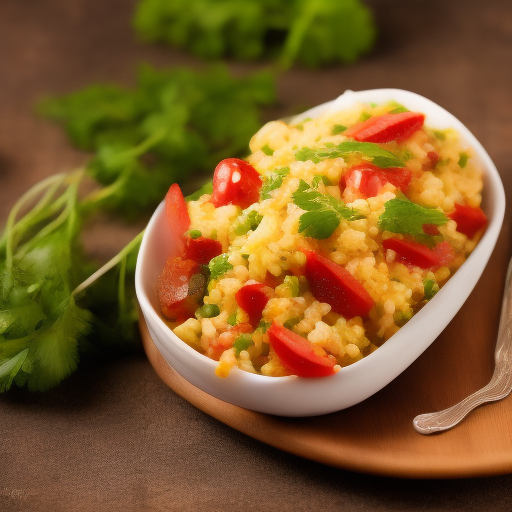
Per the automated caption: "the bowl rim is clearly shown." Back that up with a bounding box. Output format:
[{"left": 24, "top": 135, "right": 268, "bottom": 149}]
[{"left": 135, "top": 88, "right": 505, "bottom": 414}]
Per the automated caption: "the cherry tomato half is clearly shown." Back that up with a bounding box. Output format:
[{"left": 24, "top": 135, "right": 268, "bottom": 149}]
[
  {"left": 267, "top": 323, "right": 336, "bottom": 378},
  {"left": 302, "top": 250, "right": 375, "bottom": 319},
  {"left": 211, "top": 158, "right": 262, "bottom": 209}
]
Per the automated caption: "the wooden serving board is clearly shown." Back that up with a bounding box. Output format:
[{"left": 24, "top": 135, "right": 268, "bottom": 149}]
[{"left": 139, "top": 231, "right": 512, "bottom": 479}]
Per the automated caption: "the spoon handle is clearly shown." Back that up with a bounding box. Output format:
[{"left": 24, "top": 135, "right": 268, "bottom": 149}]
[{"left": 413, "top": 257, "right": 512, "bottom": 434}]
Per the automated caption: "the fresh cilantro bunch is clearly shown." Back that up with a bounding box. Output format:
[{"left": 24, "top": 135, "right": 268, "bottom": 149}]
[
  {"left": 0, "top": 66, "right": 275, "bottom": 393},
  {"left": 133, "top": 0, "right": 376, "bottom": 68},
  {"left": 38, "top": 65, "right": 275, "bottom": 215}
]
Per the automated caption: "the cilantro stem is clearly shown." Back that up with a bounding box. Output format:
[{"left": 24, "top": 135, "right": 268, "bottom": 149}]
[
  {"left": 4, "top": 172, "right": 81, "bottom": 270},
  {"left": 72, "top": 229, "right": 145, "bottom": 296}
]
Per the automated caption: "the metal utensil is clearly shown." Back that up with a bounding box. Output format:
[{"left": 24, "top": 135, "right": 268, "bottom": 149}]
[{"left": 413, "top": 257, "right": 512, "bottom": 434}]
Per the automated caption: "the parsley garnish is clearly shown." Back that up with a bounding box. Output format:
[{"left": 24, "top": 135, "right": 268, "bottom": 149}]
[
  {"left": 295, "top": 141, "right": 404, "bottom": 168},
  {"left": 378, "top": 198, "right": 448, "bottom": 245},
  {"left": 292, "top": 180, "right": 364, "bottom": 239},
  {"left": 260, "top": 167, "right": 290, "bottom": 200},
  {"left": 208, "top": 254, "right": 233, "bottom": 280}
]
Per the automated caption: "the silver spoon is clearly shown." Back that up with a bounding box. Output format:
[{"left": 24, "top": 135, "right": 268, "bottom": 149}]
[{"left": 413, "top": 257, "right": 512, "bottom": 434}]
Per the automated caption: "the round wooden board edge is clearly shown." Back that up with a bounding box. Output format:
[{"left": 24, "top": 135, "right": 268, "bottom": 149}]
[{"left": 139, "top": 314, "right": 512, "bottom": 479}]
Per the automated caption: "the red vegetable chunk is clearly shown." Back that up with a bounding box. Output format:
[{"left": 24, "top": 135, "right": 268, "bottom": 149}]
[
  {"left": 165, "top": 184, "right": 190, "bottom": 252},
  {"left": 267, "top": 323, "right": 336, "bottom": 378},
  {"left": 184, "top": 236, "right": 222, "bottom": 265},
  {"left": 302, "top": 250, "right": 375, "bottom": 319},
  {"left": 344, "top": 111, "right": 425, "bottom": 143},
  {"left": 235, "top": 283, "right": 270, "bottom": 327},
  {"left": 157, "top": 257, "right": 205, "bottom": 321},
  {"left": 211, "top": 158, "right": 262, "bottom": 209},
  {"left": 448, "top": 203, "right": 488, "bottom": 239},
  {"left": 383, "top": 238, "right": 454, "bottom": 269},
  {"left": 340, "top": 163, "right": 412, "bottom": 198}
]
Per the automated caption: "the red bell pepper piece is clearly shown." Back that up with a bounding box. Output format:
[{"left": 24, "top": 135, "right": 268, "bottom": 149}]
[
  {"left": 383, "top": 238, "right": 454, "bottom": 269},
  {"left": 157, "top": 257, "right": 205, "bottom": 321},
  {"left": 211, "top": 158, "right": 262, "bottom": 209},
  {"left": 235, "top": 283, "right": 270, "bottom": 327},
  {"left": 184, "top": 236, "right": 222, "bottom": 265},
  {"left": 302, "top": 250, "right": 375, "bottom": 319},
  {"left": 340, "top": 163, "right": 412, "bottom": 198},
  {"left": 165, "top": 184, "right": 190, "bottom": 253},
  {"left": 448, "top": 203, "right": 488, "bottom": 239},
  {"left": 267, "top": 323, "right": 336, "bottom": 378},
  {"left": 344, "top": 111, "right": 425, "bottom": 143}
]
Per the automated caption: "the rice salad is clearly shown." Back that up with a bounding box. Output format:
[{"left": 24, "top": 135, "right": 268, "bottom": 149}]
[{"left": 156, "top": 101, "right": 487, "bottom": 379}]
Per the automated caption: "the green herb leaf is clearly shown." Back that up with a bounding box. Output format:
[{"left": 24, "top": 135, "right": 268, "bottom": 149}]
[
  {"left": 295, "top": 141, "right": 404, "bottom": 168},
  {"left": 260, "top": 167, "right": 290, "bottom": 200},
  {"left": 208, "top": 254, "right": 233, "bottom": 280},
  {"left": 293, "top": 180, "right": 363, "bottom": 239},
  {"left": 134, "top": 0, "right": 376, "bottom": 69},
  {"left": 378, "top": 198, "right": 448, "bottom": 244}
]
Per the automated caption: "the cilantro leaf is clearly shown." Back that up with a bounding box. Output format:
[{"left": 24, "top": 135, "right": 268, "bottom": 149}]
[
  {"left": 208, "top": 254, "right": 233, "bottom": 280},
  {"left": 378, "top": 198, "right": 449, "bottom": 244},
  {"left": 293, "top": 180, "right": 363, "bottom": 239},
  {"left": 295, "top": 141, "right": 404, "bottom": 168},
  {"left": 260, "top": 167, "right": 290, "bottom": 200},
  {"left": 134, "top": 0, "right": 376, "bottom": 68}
]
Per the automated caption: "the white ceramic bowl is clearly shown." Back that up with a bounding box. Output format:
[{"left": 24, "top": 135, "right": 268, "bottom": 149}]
[{"left": 135, "top": 89, "right": 505, "bottom": 417}]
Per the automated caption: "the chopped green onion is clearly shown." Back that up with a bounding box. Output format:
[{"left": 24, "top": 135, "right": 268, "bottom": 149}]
[
  {"left": 198, "top": 304, "right": 220, "bottom": 318},
  {"left": 458, "top": 152, "right": 470, "bottom": 168},
  {"left": 261, "top": 144, "right": 274, "bottom": 156},
  {"left": 234, "top": 333, "right": 253, "bottom": 354},
  {"left": 331, "top": 124, "right": 347, "bottom": 135}
]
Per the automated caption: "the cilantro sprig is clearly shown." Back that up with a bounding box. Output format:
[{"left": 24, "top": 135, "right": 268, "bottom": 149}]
[
  {"left": 134, "top": 0, "right": 376, "bottom": 69},
  {"left": 378, "top": 197, "right": 449, "bottom": 245},
  {"left": 259, "top": 167, "right": 290, "bottom": 200},
  {"left": 295, "top": 141, "right": 404, "bottom": 168},
  {"left": 292, "top": 180, "right": 363, "bottom": 239},
  {"left": 1, "top": 65, "right": 275, "bottom": 393}
]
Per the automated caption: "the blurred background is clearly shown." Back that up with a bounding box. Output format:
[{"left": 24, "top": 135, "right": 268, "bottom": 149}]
[{"left": 1, "top": 0, "right": 512, "bottom": 510}]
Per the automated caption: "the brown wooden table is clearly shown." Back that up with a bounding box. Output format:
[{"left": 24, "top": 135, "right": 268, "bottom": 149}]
[{"left": 1, "top": 1, "right": 512, "bottom": 510}]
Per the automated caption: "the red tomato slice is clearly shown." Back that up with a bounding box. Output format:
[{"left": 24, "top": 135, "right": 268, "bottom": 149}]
[
  {"left": 165, "top": 184, "right": 190, "bottom": 253},
  {"left": 448, "top": 203, "right": 488, "bottom": 239},
  {"left": 340, "top": 163, "right": 412, "bottom": 198},
  {"left": 302, "top": 250, "right": 375, "bottom": 319},
  {"left": 344, "top": 112, "right": 425, "bottom": 143},
  {"left": 184, "top": 236, "right": 222, "bottom": 265},
  {"left": 383, "top": 238, "right": 454, "bottom": 269},
  {"left": 157, "top": 257, "right": 205, "bottom": 321},
  {"left": 211, "top": 158, "right": 262, "bottom": 209},
  {"left": 267, "top": 323, "right": 336, "bottom": 378},
  {"left": 235, "top": 283, "right": 270, "bottom": 327}
]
